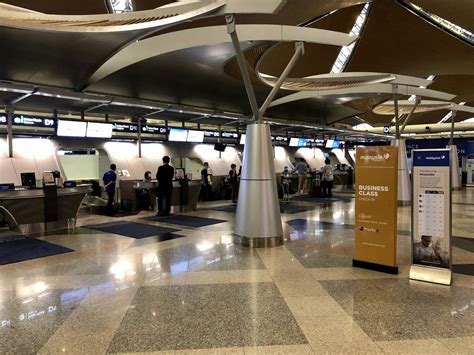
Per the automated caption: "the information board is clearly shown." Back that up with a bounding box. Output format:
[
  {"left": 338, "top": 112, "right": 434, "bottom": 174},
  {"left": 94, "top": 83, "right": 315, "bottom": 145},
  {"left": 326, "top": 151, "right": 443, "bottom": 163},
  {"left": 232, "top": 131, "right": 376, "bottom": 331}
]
[
  {"left": 353, "top": 146, "right": 398, "bottom": 274},
  {"left": 410, "top": 149, "right": 452, "bottom": 285},
  {"left": 56, "top": 120, "right": 87, "bottom": 137}
]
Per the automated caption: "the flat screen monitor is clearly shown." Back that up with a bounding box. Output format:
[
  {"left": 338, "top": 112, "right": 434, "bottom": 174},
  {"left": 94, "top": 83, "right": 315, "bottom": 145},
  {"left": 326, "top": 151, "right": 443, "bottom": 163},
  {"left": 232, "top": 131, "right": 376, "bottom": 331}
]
[
  {"left": 187, "top": 130, "right": 204, "bottom": 143},
  {"left": 56, "top": 120, "right": 87, "bottom": 137},
  {"left": 168, "top": 128, "right": 188, "bottom": 142},
  {"left": 86, "top": 122, "right": 113, "bottom": 138},
  {"left": 214, "top": 143, "right": 227, "bottom": 152},
  {"left": 21, "top": 172, "right": 36, "bottom": 188},
  {"left": 314, "top": 139, "right": 326, "bottom": 147},
  {"left": 298, "top": 138, "right": 311, "bottom": 147},
  {"left": 240, "top": 134, "right": 246, "bottom": 145},
  {"left": 289, "top": 138, "right": 299, "bottom": 147},
  {"left": 325, "top": 139, "right": 335, "bottom": 148}
]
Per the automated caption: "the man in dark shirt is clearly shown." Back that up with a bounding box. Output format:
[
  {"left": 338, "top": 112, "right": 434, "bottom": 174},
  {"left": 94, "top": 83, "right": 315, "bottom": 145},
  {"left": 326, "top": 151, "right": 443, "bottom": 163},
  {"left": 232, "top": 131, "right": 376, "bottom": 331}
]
[
  {"left": 103, "top": 164, "right": 117, "bottom": 216},
  {"left": 229, "top": 163, "right": 239, "bottom": 203},
  {"left": 200, "top": 162, "right": 211, "bottom": 201},
  {"left": 156, "top": 156, "right": 174, "bottom": 216}
]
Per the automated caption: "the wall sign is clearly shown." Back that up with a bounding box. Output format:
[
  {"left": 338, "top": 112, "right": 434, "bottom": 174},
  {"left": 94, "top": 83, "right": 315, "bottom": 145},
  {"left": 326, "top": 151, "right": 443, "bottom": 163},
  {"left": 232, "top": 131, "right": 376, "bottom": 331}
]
[
  {"left": 142, "top": 125, "right": 167, "bottom": 134},
  {"left": 410, "top": 149, "right": 452, "bottom": 285},
  {"left": 221, "top": 131, "right": 239, "bottom": 139},
  {"left": 112, "top": 123, "right": 138, "bottom": 133},
  {"left": 353, "top": 146, "right": 398, "bottom": 274},
  {"left": 0, "top": 114, "right": 55, "bottom": 128}
]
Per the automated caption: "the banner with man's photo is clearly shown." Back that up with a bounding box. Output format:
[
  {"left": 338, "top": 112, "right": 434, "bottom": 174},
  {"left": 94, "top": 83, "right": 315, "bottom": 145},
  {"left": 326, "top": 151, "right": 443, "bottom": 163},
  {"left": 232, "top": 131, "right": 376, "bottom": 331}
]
[{"left": 411, "top": 149, "right": 452, "bottom": 284}]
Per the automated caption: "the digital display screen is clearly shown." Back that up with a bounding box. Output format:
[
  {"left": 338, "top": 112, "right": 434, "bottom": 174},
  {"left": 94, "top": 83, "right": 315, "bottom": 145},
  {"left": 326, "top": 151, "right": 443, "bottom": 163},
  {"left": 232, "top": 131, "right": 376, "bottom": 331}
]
[
  {"left": 325, "top": 139, "right": 335, "bottom": 148},
  {"left": 113, "top": 123, "right": 138, "bottom": 133},
  {"left": 204, "top": 130, "right": 220, "bottom": 138},
  {"left": 299, "top": 138, "right": 315, "bottom": 147},
  {"left": 86, "top": 122, "right": 113, "bottom": 138},
  {"left": 240, "top": 134, "right": 246, "bottom": 145},
  {"left": 168, "top": 128, "right": 188, "bottom": 142},
  {"left": 289, "top": 138, "right": 299, "bottom": 147},
  {"left": 187, "top": 130, "right": 204, "bottom": 143},
  {"left": 0, "top": 114, "right": 55, "bottom": 128},
  {"left": 314, "top": 139, "right": 326, "bottom": 147},
  {"left": 142, "top": 125, "right": 167, "bottom": 134},
  {"left": 222, "top": 131, "right": 239, "bottom": 139},
  {"left": 56, "top": 120, "right": 87, "bottom": 137},
  {"left": 275, "top": 136, "right": 288, "bottom": 143}
]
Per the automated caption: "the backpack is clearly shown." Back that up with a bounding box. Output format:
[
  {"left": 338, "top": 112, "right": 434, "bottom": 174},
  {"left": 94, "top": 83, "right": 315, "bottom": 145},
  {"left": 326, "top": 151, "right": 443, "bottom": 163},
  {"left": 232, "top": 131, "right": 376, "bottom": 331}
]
[{"left": 322, "top": 166, "right": 333, "bottom": 181}]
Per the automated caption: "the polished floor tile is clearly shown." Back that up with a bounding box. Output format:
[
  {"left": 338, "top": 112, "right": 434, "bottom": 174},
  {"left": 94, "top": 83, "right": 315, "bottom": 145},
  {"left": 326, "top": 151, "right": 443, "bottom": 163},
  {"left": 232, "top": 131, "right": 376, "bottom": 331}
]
[
  {"left": 108, "top": 283, "right": 307, "bottom": 352},
  {"left": 0, "top": 189, "right": 472, "bottom": 353},
  {"left": 320, "top": 278, "right": 474, "bottom": 341}
]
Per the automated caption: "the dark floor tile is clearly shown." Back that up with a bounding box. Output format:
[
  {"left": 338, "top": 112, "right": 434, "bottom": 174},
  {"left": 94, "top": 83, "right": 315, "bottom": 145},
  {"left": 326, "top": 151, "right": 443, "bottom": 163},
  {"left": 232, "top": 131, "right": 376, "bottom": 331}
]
[
  {"left": 453, "top": 237, "right": 474, "bottom": 253},
  {"left": 0, "top": 238, "right": 74, "bottom": 265},
  {"left": 85, "top": 221, "right": 181, "bottom": 239},
  {"left": 142, "top": 215, "right": 227, "bottom": 228},
  {"left": 453, "top": 263, "right": 474, "bottom": 276},
  {"left": 129, "top": 233, "right": 186, "bottom": 248}
]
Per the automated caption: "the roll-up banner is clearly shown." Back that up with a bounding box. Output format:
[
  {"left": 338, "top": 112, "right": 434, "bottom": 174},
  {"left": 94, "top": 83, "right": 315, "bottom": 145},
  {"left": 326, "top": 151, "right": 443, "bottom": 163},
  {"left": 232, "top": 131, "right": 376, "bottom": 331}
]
[
  {"left": 353, "top": 146, "right": 398, "bottom": 274},
  {"left": 410, "top": 149, "right": 452, "bottom": 285}
]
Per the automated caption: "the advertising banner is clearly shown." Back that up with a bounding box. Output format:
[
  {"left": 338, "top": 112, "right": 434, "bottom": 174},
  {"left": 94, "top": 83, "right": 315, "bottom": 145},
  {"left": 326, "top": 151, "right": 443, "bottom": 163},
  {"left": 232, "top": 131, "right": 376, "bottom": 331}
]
[
  {"left": 353, "top": 146, "right": 398, "bottom": 274},
  {"left": 410, "top": 149, "right": 452, "bottom": 285}
]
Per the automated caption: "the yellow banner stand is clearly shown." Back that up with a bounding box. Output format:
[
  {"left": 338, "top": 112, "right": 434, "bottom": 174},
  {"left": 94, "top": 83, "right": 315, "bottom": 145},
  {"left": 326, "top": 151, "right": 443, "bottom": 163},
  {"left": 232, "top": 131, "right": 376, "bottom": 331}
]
[{"left": 353, "top": 146, "right": 399, "bottom": 274}]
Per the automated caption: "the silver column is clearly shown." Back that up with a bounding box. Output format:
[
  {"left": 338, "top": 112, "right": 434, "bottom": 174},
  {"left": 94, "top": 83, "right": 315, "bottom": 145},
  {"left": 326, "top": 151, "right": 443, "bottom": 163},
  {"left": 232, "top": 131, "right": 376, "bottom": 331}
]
[
  {"left": 448, "top": 145, "right": 462, "bottom": 190},
  {"left": 234, "top": 123, "right": 283, "bottom": 247},
  {"left": 391, "top": 138, "right": 411, "bottom": 206}
]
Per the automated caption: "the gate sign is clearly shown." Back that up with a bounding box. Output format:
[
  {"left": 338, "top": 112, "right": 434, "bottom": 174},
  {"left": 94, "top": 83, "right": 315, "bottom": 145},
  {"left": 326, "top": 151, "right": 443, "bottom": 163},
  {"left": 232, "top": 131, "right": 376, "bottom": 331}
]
[
  {"left": 353, "top": 146, "right": 398, "bottom": 274},
  {"left": 410, "top": 149, "right": 452, "bottom": 285}
]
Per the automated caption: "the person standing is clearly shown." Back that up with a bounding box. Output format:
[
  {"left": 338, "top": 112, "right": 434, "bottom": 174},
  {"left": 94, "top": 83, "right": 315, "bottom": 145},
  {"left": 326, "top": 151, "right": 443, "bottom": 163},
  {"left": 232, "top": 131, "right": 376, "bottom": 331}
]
[
  {"left": 229, "top": 163, "right": 239, "bottom": 203},
  {"left": 156, "top": 156, "right": 174, "bottom": 216},
  {"left": 321, "top": 158, "right": 334, "bottom": 197},
  {"left": 103, "top": 164, "right": 117, "bottom": 216},
  {"left": 292, "top": 159, "right": 308, "bottom": 194},
  {"left": 200, "top": 162, "right": 211, "bottom": 201}
]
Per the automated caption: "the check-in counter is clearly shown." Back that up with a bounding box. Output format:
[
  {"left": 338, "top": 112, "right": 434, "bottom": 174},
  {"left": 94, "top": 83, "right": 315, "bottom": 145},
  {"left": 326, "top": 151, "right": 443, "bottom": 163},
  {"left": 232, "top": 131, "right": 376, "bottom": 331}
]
[
  {"left": 0, "top": 185, "right": 91, "bottom": 234},
  {"left": 120, "top": 180, "right": 201, "bottom": 212},
  {"left": 333, "top": 171, "right": 354, "bottom": 188}
]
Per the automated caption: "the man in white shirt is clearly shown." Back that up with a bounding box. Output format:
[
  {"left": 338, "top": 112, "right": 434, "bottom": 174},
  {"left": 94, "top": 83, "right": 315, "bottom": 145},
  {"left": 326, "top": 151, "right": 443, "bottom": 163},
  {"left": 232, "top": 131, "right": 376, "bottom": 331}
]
[{"left": 413, "top": 235, "right": 438, "bottom": 264}]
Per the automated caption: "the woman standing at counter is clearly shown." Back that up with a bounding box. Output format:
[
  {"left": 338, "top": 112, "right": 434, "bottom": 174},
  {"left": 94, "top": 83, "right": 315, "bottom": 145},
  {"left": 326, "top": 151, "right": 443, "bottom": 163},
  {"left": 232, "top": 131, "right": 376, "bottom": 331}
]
[{"left": 321, "top": 158, "right": 334, "bottom": 198}]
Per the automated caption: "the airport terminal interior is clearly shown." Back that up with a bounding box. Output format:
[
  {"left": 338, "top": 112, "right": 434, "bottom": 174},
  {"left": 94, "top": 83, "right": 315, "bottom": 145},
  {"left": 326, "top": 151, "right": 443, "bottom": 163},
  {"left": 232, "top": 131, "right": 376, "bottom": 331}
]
[{"left": 0, "top": 0, "right": 473, "bottom": 354}]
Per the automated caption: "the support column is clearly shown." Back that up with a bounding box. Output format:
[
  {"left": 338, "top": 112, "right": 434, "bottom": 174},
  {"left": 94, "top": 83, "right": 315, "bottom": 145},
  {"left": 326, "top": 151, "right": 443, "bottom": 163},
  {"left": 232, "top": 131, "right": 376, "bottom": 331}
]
[
  {"left": 391, "top": 84, "right": 411, "bottom": 206},
  {"left": 6, "top": 106, "right": 13, "bottom": 158},
  {"left": 234, "top": 123, "right": 283, "bottom": 247},
  {"left": 391, "top": 138, "right": 411, "bottom": 206},
  {"left": 138, "top": 117, "right": 142, "bottom": 158},
  {"left": 448, "top": 111, "right": 462, "bottom": 190}
]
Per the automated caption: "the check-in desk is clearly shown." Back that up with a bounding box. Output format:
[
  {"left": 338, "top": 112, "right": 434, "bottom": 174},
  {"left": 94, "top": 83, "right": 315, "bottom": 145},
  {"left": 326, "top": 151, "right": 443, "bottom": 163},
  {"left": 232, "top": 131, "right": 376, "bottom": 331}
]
[
  {"left": 0, "top": 185, "right": 91, "bottom": 234},
  {"left": 121, "top": 180, "right": 201, "bottom": 212},
  {"left": 333, "top": 171, "right": 353, "bottom": 188}
]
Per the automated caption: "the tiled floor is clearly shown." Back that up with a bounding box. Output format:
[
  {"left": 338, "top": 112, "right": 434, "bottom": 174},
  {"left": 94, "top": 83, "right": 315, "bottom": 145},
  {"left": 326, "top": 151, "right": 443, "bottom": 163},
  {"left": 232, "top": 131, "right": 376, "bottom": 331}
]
[{"left": 0, "top": 190, "right": 473, "bottom": 354}]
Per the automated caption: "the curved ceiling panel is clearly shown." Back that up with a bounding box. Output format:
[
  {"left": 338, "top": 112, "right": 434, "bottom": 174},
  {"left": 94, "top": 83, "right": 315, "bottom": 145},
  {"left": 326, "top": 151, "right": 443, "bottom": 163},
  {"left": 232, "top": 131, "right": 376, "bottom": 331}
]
[
  {"left": 0, "top": 0, "right": 108, "bottom": 15},
  {"left": 86, "top": 25, "right": 356, "bottom": 88},
  {"left": 256, "top": 4, "right": 365, "bottom": 78},
  {"left": 346, "top": 0, "right": 474, "bottom": 76},
  {"left": 0, "top": 1, "right": 226, "bottom": 33}
]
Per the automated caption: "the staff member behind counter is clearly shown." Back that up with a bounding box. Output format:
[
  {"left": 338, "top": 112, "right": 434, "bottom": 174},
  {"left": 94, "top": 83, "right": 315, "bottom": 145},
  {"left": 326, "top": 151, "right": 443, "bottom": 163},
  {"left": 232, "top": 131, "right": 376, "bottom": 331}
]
[
  {"left": 156, "top": 156, "right": 174, "bottom": 216},
  {"left": 103, "top": 164, "right": 117, "bottom": 216}
]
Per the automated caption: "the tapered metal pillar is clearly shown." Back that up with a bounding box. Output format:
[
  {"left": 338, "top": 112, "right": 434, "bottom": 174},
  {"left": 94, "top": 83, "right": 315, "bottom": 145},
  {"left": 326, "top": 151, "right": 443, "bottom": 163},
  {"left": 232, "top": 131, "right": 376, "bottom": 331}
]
[
  {"left": 448, "top": 111, "right": 462, "bottom": 190},
  {"left": 391, "top": 138, "right": 411, "bottom": 206},
  {"left": 233, "top": 123, "right": 283, "bottom": 247}
]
